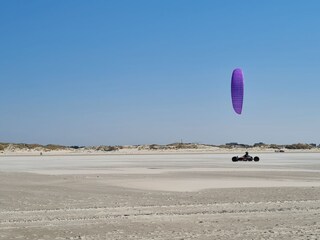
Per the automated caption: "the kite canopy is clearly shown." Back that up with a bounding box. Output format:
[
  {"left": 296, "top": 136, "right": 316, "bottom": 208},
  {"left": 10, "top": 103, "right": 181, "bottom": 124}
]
[{"left": 231, "top": 68, "right": 244, "bottom": 114}]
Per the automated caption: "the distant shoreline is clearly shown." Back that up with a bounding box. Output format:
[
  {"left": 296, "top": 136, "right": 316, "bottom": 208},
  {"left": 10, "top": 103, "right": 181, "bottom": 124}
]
[
  {"left": 2, "top": 148, "right": 320, "bottom": 157},
  {"left": 1, "top": 142, "right": 320, "bottom": 156}
]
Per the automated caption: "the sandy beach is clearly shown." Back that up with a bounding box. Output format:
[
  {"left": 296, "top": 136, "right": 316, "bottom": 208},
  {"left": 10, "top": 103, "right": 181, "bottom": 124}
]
[
  {"left": 1, "top": 152, "right": 320, "bottom": 239},
  {"left": 3, "top": 0, "right": 320, "bottom": 239}
]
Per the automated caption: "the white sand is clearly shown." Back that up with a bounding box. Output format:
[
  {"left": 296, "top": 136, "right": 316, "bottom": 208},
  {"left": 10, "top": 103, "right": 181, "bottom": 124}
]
[{"left": 1, "top": 152, "right": 320, "bottom": 239}]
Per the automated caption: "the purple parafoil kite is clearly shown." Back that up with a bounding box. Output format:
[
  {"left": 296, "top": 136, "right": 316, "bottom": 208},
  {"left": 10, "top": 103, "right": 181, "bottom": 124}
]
[{"left": 231, "top": 68, "right": 244, "bottom": 114}]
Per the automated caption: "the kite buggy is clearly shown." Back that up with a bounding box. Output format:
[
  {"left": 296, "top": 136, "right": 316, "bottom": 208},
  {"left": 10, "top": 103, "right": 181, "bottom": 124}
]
[
  {"left": 232, "top": 152, "right": 260, "bottom": 162},
  {"left": 230, "top": 68, "right": 259, "bottom": 163}
]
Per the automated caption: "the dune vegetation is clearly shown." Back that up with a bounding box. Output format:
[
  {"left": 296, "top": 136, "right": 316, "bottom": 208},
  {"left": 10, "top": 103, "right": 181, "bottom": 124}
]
[{"left": 0, "top": 141, "right": 319, "bottom": 153}]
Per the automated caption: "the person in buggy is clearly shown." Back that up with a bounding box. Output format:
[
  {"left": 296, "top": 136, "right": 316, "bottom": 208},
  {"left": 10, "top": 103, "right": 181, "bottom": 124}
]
[
  {"left": 232, "top": 152, "right": 259, "bottom": 162},
  {"left": 243, "top": 152, "right": 250, "bottom": 158}
]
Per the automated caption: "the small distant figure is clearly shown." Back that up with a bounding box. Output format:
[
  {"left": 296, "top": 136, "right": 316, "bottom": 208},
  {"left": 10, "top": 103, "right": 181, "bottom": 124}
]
[
  {"left": 243, "top": 151, "right": 250, "bottom": 158},
  {"left": 40, "top": 152, "right": 43, "bottom": 156}
]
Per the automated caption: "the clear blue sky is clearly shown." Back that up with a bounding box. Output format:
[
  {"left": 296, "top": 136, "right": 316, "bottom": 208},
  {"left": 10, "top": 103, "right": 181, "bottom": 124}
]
[{"left": 1, "top": 0, "right": 320, "bottom": 146}]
